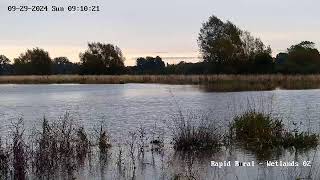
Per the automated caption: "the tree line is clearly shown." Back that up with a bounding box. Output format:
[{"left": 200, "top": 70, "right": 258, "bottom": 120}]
[{"left": 1, "top": 15, "right": 320, "bottom": 75}]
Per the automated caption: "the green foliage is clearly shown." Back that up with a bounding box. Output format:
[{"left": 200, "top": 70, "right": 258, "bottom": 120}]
[
  {"left": 198, "top": 16, "right": 243, "bottom": 70},
  {"left": 231, "top": 111, "right": 284, "bottom": 147},
  {"left": 1, "top": 17, "right": 320, "bottom": 75},
  {"left": 80, "top": 42, "right": 125, "bottom": 75},
  {"left": 198, "top": 15, "right": 273, "bottom": 74},
  {"left": 276, "top": 41, "right": 320, "bottom": 74},
  {"left": 173, "top": 115, "right": 221, "bottom": 151},
  {"left": 231, "top": 111, "right": 319, "bottom": 149},
  {"left": 13, "top": 48, "right": 52, "bottom": 75}
]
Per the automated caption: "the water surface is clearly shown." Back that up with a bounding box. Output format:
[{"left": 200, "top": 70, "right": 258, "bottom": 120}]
[{"left": 1, "top": 84, "right": 320, "bottom": 179}]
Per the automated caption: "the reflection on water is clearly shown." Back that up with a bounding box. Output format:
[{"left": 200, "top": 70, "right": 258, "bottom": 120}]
[
  {"left": 198, "top": 81, "right": 320, "bottom": 92},
  {"left": 1, "top": 84, "right": 320, "bottom": 179}
]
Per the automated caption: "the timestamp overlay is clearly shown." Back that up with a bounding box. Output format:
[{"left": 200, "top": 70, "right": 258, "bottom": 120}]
[{"left": 3, "top": 0, "right": 101, "bottom": 13}]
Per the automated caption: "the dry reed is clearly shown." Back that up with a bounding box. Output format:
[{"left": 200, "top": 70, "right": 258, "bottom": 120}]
[{"left": 1, "top": 74, "right": 320, "bottom": 91}]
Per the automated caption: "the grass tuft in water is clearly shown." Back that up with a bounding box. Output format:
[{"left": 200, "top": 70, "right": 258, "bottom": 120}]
[
  {"left": 230, "top": 111, "right": 319, "bottom": 149},
  {"left": 98, "top": 125, "right": 111, "bottom": 154},
  {"left": 12, "top": 118, "right": 27, "bottom": 180},
  {"left": 0, "top": 138, "right": 9, "bottom": 179},
  {"left": 173, "top": 115, "right": 221, "bottom": 151},
  {"left": 76, "top": 127, "right": 90, "bottom": 161},
  {"left": 283, "top": 132, "right": 318, "bottom": 149}
]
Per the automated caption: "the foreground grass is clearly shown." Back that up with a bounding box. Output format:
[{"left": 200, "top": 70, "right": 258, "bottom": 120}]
[
  {"left": 1, "top": 74, "right": 320, "bottom": 91},
  {"left": 0, "top": 111, "right": 319, "bottom": 179},
  {"left": 228, "top": 111, "right": 319, "bottom": 161},
  {"left": 173, "top": 118, "right": 221, "bottom": 151},
  {"left": 231, "top": 111, "right": 319, "bottom": 150},
  {"left": 172, "top": 109, "right": 319, "bottom": 157}
]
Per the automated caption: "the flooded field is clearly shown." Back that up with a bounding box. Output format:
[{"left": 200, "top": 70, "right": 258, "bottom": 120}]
[{"left": 1, "top": 84, "right": 320, "bottom": 179}]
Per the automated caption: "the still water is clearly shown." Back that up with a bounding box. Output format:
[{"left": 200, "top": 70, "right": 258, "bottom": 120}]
[{"left": 1, "top": 84, "right": 320, "bottom": 179}]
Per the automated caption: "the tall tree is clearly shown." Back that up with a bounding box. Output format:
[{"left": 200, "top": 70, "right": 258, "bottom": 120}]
[
  {"left": 281, "top": 41, "right": 320, "bottom": 74},
  {"left": 13, "top": 48, "right": 52, "bottom": 75},
  {"left": 80, "top": 43, "right": 125, "bottom": 74},
  {"left": 241, "top": 31, "right": 271, "bottom": 58},
  {"left": 0, "top": 55, "right": 12, "bottom": 75},
  {"left": 198, "top": 15, "right": 244, "bottom": 73},
  {"left": 198, "top": 15, "right": 273, "bottom": 74}
]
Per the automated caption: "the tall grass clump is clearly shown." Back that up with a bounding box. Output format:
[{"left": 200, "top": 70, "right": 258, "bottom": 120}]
[
  {"left": 98, "top": 125, "right": 111, "bottom": 154},
  {"left": 172, "top": 114, "right": 221, "bottom": 151},
  {"left": 0, "top": 138, "right": 9, "bottom": 179},
  {"left": 230, "top": 110, "right": 319, "bottom": 150},
  {"left": 150, "top": 123, "right": 164, "bottom": 152},
  {"left": 32, "top": 113, "right": 93, "bottom": 177},
  {"left": 11, "top": 118, "right": 27, "bottom": 180},
  {"left": 75, "top": 127, "right": 90, "bottom": 162},
  {"left": 33, "top": 117, "right": 58, "bottom": 176}
]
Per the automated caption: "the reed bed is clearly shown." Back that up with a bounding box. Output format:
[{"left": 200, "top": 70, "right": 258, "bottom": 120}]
[{"left": 1, "top": 74, "right": 320, "bottom": 91}]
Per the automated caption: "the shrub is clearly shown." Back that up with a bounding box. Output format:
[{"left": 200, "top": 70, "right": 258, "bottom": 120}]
[
  {"left": 231, "top": 111, "right": 319, "bottom": 149},
  {"left": 231, "top": 111, "right": 283, "bottom": 147}
]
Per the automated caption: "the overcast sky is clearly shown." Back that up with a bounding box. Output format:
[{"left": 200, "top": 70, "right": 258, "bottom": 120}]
[{"left": 1, "top": 0, "right": 320, "bottom": 65}]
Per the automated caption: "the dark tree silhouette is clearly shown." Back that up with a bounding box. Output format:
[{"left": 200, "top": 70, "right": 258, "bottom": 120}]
[
  {"left": 241, "top": 31, "right": 272, "bottom": 58},
  {"left": 274, "top": 53, "right": 288, "bottom": 72},
  {"left": 166, "top": 61, "right": 209, "bottom": 74},
  {"left": 80, "top": 43, "right": 125, "bottom": 75},
  {"left": 251, "top": 52, "right": 274, "bottom": 73},
  {"left": 0, "top": 36, "right": 319, "bottom": 75},
  {"left": 198, "top": 15, "right": 244, "bottom": 73},
  {"left": 198, "top": 15, "right": 272, "bottom": 74},
  {"left": 0, "top": 55, "right": 12, "bottom": 75},
  {"left": 13, "top": 48, "right": 52, "bottom": 75},
  {"left": 52, "top": 57, "right": 79, "bottom": 74},
  {"left": 136, "top": 56, "right": 165, "bottom": 74},
  {"left": 277, "top": 41, "right": 320, "bottom": 74}
]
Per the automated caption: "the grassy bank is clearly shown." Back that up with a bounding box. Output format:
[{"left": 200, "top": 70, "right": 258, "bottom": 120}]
[{"left": 1, "top": 75, "right": 320, "bottom": 91}]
